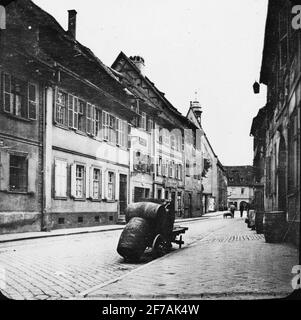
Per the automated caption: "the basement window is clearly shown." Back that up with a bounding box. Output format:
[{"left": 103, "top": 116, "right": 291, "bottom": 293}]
[{"left": 78, "top": 216, "right": 83, "bottom": 223}]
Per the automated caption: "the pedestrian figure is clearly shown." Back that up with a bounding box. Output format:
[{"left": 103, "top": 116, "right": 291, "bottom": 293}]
[
  {"left": 240, "top": 203, "right": 244, "bottom": 218},
  {"left": 230, "top": 204, "right": 235, "bottom": 218}
]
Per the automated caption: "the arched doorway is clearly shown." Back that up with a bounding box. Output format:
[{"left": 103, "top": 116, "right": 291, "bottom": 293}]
[{"left": 278, "top": 134, "right": 287, "bottom": 211}]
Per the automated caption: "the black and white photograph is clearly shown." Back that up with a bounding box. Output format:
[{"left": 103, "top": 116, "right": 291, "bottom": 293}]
[{"left": 0, "top": 0, "right": 300, "bottom": 310}]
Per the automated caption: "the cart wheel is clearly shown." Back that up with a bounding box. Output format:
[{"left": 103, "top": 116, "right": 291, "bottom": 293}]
[{"left": 152, "top": 234, "right": 168, "bottom": 258}]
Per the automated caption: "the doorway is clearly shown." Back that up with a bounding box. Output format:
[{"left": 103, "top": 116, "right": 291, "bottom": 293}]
[
  {"left": 278, "top": 134, "right": 287, "bottom": 211},
  {"left": 119, "top": 174, "right": 127, "bottom": 216}
]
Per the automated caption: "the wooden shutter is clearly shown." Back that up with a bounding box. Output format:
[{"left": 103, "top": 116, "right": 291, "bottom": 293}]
[
  {"left": 0, "top": 151, "right": 9, "bottom": 191},
  {"left": 54, "top": 159, "right": 67, "bottom": 197},
  {"left": 85, "top": 165, "right": 90, "bottom": 199},
  {"left": 89, "top": 166, "right": 93, "bottom": 199},
  {"left": 27, "top": 157, "right": 36, "bottom": 193},
  {"left": 68, "top": 94, "right": 74, "bottom": 128},
  {"left": 70, "top": 163, "right": 76, "bottom": 198}
]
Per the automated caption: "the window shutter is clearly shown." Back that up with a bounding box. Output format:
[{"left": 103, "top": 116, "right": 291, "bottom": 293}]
[
  {"left": 68, "top": 94, "right": 74, "bottom": 128},
  {"left": 27, "top": 157, "right": 36, "bottom": 193},
  {"left": 114, "top": 172, "right": 117, "bottom": 200},
  {"left": 70, "top": 163, "right": 76, "bottom": 198},
  {"left": 85, "top": 165, "right": 90, "bottom": 199},
  {"left": 54, "top": 160, "right": 59, "bottom": 197},
  {"left": 62, "top": 162, "right": 67, "bottom": 197},
  {"left": 89, "top": 167, "right": 93, "bottom": 199},
  {"left": 54, "top": 159, "right": 67, "bottom": 197},
  {"left": 0, "top": 151, "right": 9, "bottom": 191},
  {"left": 73, "top": 98, "right": 78, "bottom": 130}
]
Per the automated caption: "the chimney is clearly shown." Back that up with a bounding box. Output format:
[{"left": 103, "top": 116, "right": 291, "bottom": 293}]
[
  {"left": 68, "top": 9, "right": 77, "bottom": 39},
  {"left": 130, "top": 56, "right": 145, "bottom": 75}
]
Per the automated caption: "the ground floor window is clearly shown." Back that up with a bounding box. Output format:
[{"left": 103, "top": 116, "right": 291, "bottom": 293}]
[
  {"left": 9, "top": 154, "right": 27, "bottom": 192},
  {"left": 157, "top": 188, "right": 162, "bottom": 200},
  {"left": 165, "top": 190, "right": 169, "bottom": 200},
  {"left": 75, "top": 165, "right": 85, "bottom": 198},
  {"left": 107, "top": 171, "right": 115, "bottom": 200},
  {"left": 92, "top": 168, "right": 101, "bottom": 200},
  {"left": 134, "top": 187, "right": 150, "bottom": 202}
]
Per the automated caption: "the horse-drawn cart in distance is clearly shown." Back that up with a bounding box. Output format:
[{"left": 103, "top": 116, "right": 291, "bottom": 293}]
[{"left": 117, "top": 200, "right": 188, "bottom": 262}]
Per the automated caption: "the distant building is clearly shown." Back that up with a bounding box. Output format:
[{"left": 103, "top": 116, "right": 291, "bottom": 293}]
[{"left": 224, "top": 166, "right": 255, "bottom": 210}]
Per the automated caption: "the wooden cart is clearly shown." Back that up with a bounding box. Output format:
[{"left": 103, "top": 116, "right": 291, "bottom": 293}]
[
  {"left": 151, "top": 225, "right": 189, "bottom": 258},
  {"left": 117, "top": 200, "right": 189, "bottom": 261}
]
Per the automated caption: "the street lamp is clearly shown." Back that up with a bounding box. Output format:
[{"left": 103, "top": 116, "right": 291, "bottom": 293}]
[{"left": 253, "top": 81, "right": 260, "bottom": 94}]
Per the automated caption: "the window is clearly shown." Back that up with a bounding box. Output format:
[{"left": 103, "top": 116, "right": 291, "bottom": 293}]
[
  {"left": 86, "top": 103, "right": 93, "bottom": 135},
  {"left": 165, "top": 190, "right": 169, "bottom": 200},
  {"left": 176, "top": 164, "right": 182, "bottom": 180},
  {"left": 9, "top": 154, "right": 27, "bottom": 192},
  {"left": 116, "top": 118, "right": 128, "bottom": 147},
  {"left": 68, "top": 94, "right": 77, "bottom": 128},
  {"left": 77, "top": 99, "right": 86, "bottom": 132},
  {"left": 170, "top": 134, "right": 175, "bottom": 150},
  {"left": 54, "top": 159, "right": 67, "bottom": 198},
  {"left": 102, "top": 111, "right": 109, "bottom": 140},
  {"left": 157, "top": 157, "right": 162, "bottom": 176},
  {"left": 163, "top": 129, "right": 170, "bottom": 146},
  {"left": 157, "top": 189, "right": 162, "bottom": 200},
  {"left": 94, "top": 108, "right": 101, "bottom": 138},
  {"left": 3, "top": 73, "right": 11, "bottom": 112},
  {"left": 3, "top": 73, "right": 27, "bottom": 118},
  {"left": 161, "top": 159, "right": 166, "bottom": 176},
  {"left": 75, "top": 165, "right": 85, "bottom": 198},
  {"left": 147, "top": 119, "right": 153, "bottom": 133},
  {"left": 28, "top": 83, "right": 38, "bottom": 120},
  {"left": 92, "top": 168, "right": 101, "bottom": 200},
  {"left": 12, "top": 77, "right": 27, "bottom": 118},
  {"left": 2, "top": 73, "right": 38, "bottom": 120},
  {"left": 241, "top": 188, "right": 245, "bottom": 195},
  {"left": 140, "top": 112, "right": 146, "bottom": 130},
  {"left": 102, "top": 111, "right": 116, "bottom": 143},
  {"left": 55, "top": 90, "right": 68, "bottom": 125},
  {"left": 107, "top": 171, "right": 115, "bottom": 200},
  {"left": 159, "top": 128, "right": 163, "bottom": 144},
  {"left": 186, "top": 160, "right": 190, "bottom": 177}
]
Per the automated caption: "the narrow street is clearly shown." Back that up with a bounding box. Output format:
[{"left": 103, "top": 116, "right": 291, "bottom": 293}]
[{"left": 0, "top": 212, "right": 298, "bottom": 300}]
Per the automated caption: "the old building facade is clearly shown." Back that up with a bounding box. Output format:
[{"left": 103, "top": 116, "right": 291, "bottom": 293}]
[
  {"left": 251, "top": 0, "right": 300, "bottom": 245},
  {"left": 111, "top": 52, "right": 203, "bottom": 219},
  {"left": 0, "top": 2, "right": 44, "bottom": 233},
  {"left": 0, "top": 0, "right": 225, "bottom": 234},
  {"left": 187, "top": 100, "right": 227, "bottom": 213}
]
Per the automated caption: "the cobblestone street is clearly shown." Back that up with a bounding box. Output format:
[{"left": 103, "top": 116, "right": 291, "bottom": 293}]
[
  {"left": 0, "top": 213, "right": 225, "bottom": 300},
  {"left": 82, "top": 215, "right": 299, "bottom": 300},
  {"left": 0, "top": 213, "right": 298, "bottom": 300}
]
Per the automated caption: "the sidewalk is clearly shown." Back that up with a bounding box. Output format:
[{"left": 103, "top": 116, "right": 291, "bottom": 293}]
[
  {"left": 79, "top": 218, "right": 299, "bottom": 300},
  {"left": 0, "top": 211, "right": 225, "bottom": 244}
]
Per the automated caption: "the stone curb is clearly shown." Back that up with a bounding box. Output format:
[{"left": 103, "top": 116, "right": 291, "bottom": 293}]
[{"left": 0, "top": 212, "right": 225, "bottom": 244}]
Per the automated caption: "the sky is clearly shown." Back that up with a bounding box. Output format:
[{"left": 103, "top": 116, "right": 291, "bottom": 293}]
[{"left": 35, "top": 0, "right": 269, "bottom": 166}]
